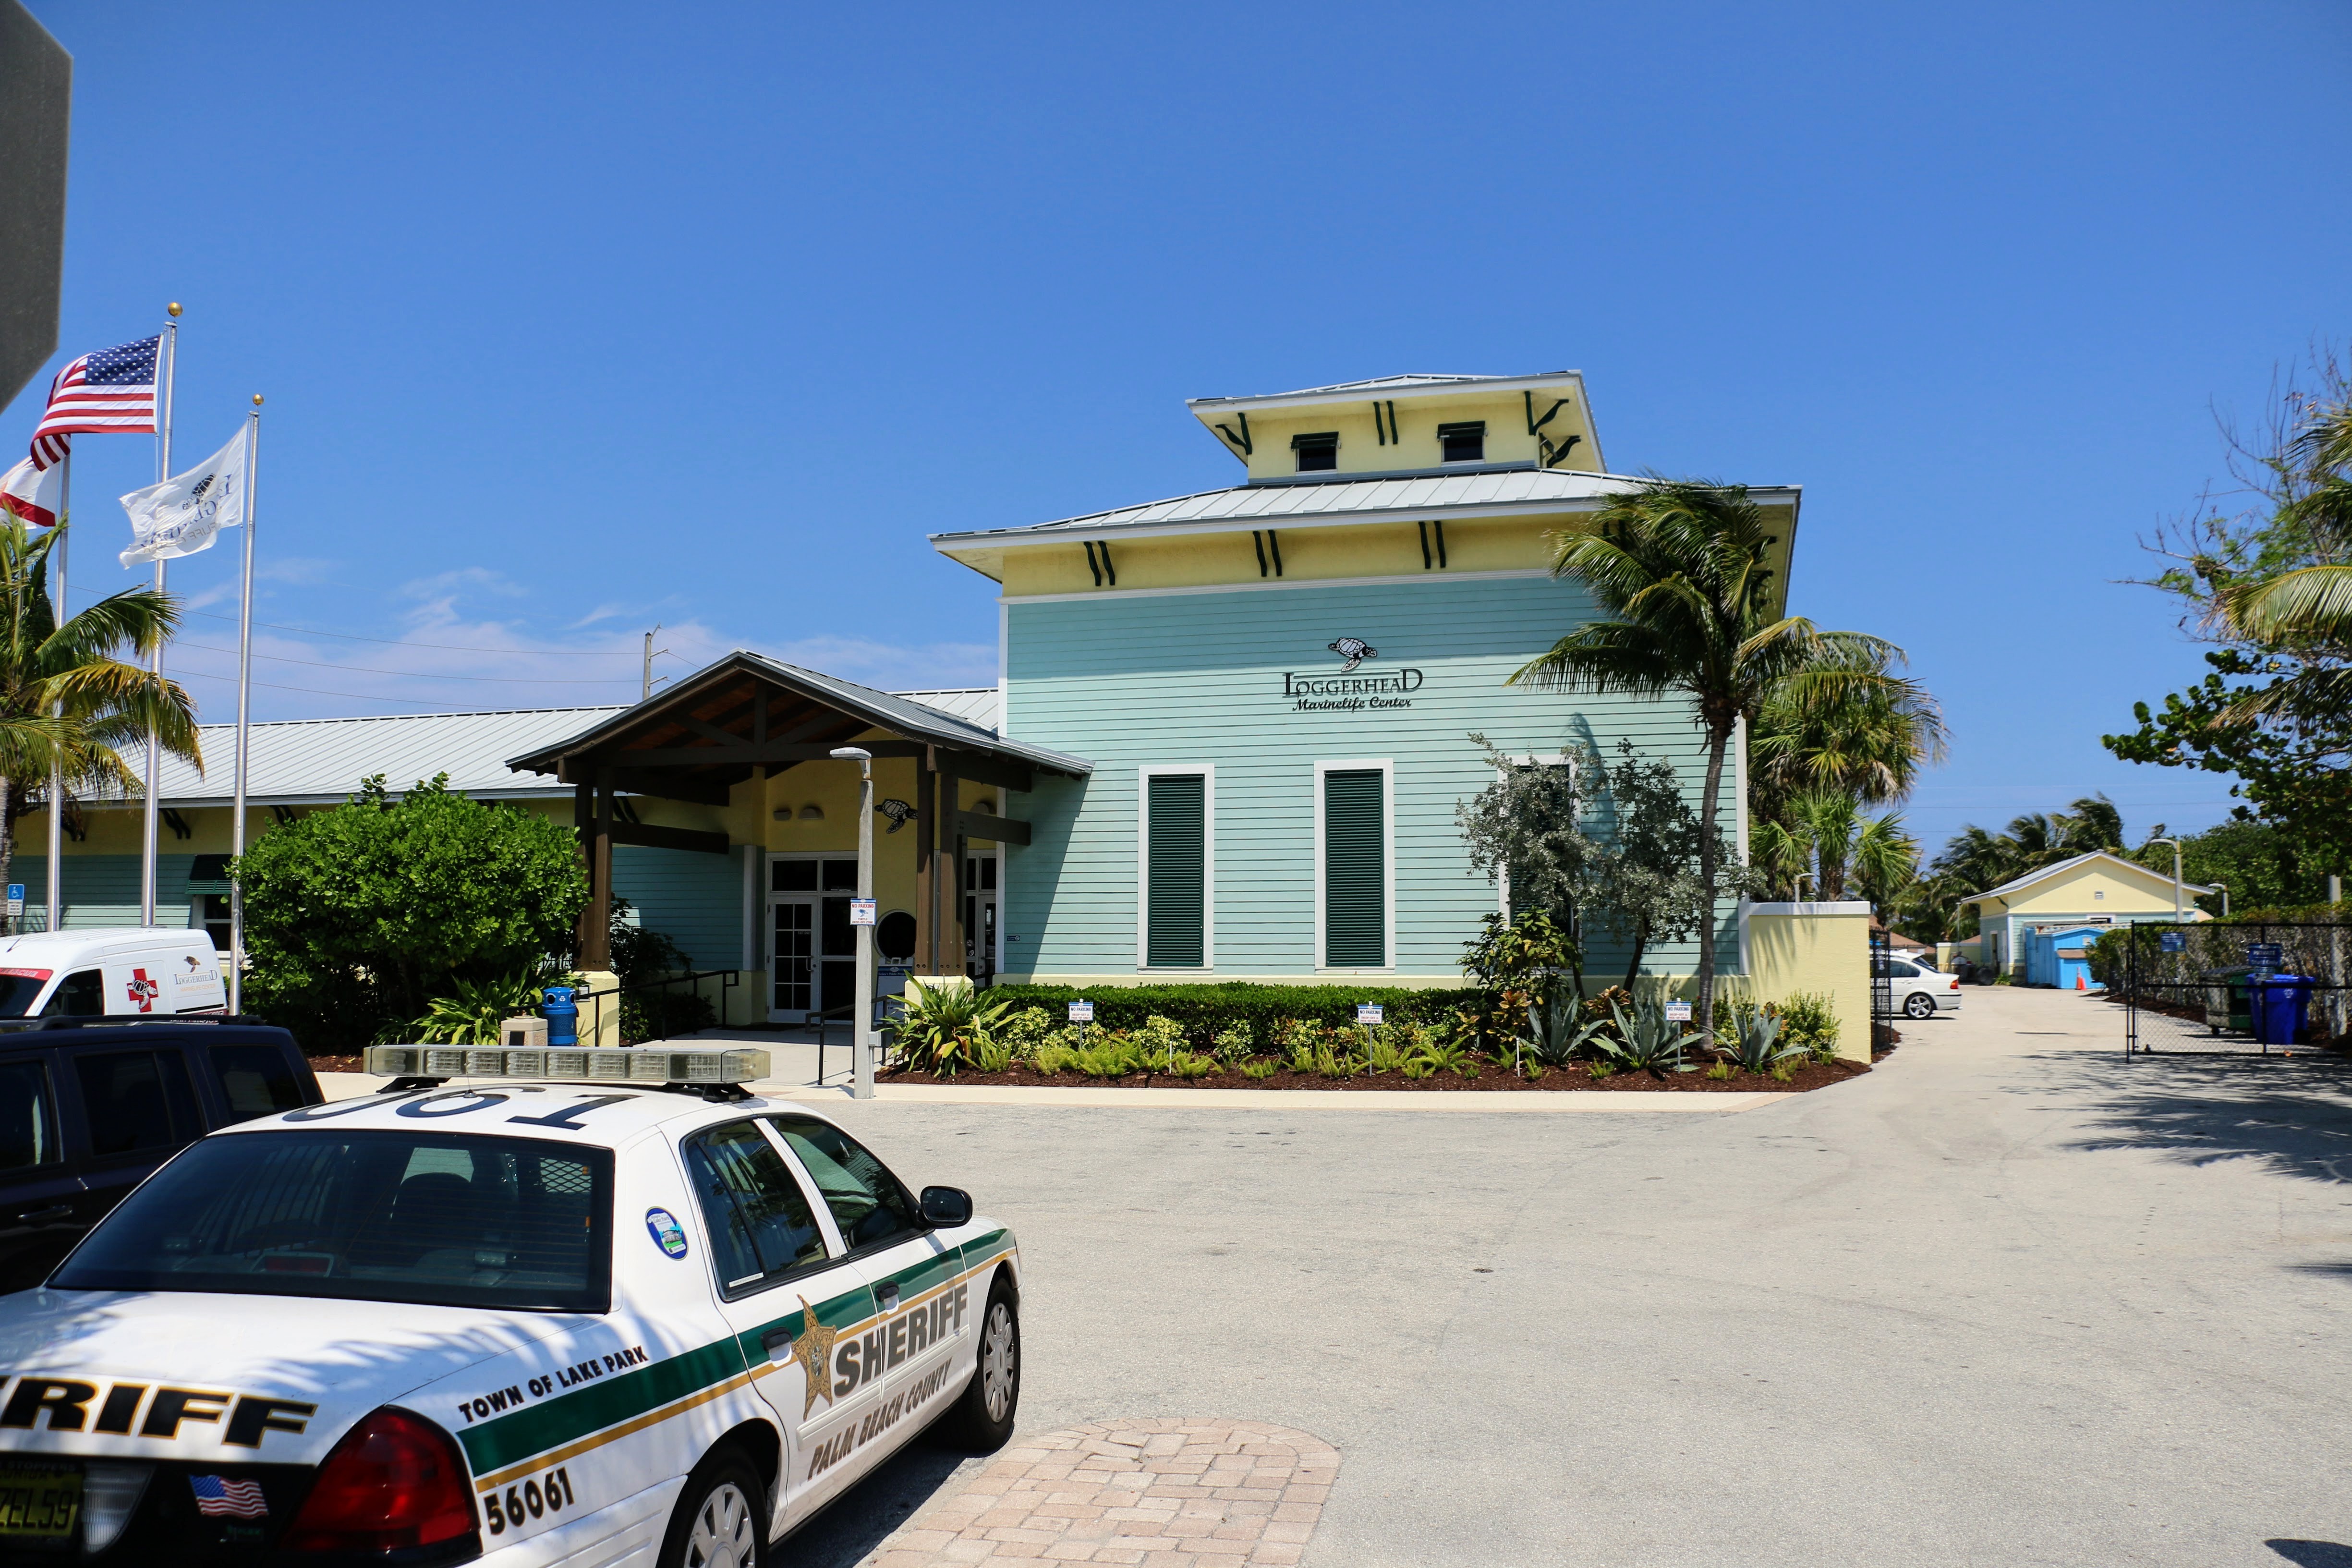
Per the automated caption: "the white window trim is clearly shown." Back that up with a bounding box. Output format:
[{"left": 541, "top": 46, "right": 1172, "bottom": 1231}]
[
  {"left": 1313, "top": 758, "right": 1395, "bottom": 972},
  {"left": 1136, "top": 765, "right": 1215, "bottom": 972},
  {"left": 1492, "top": 753, "right": 1574, "bottom": 919}
]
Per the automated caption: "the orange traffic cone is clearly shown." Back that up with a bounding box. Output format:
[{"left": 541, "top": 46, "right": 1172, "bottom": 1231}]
[{"left": 2075, "top": 972, "right": 2086, "bottom": 991}]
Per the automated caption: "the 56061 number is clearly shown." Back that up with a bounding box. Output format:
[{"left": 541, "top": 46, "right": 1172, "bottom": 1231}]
[{"left": 483, "top": 1466, "right": 576, "bottom": 1534}]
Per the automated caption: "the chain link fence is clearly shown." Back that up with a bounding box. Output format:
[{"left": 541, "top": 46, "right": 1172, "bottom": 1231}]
[{"left": 2099, "top": 922, "right": 2352, "bottom": 1056}]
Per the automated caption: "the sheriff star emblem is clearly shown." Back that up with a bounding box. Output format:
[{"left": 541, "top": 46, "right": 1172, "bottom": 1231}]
[{"left": 779, "top": 1296, "right": 837, "bottom": 1416}]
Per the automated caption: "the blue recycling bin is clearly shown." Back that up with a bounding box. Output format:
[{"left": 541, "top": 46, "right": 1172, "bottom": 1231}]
[
  {"left": 2249, "top": 974, "right": 2314, "bottom": 1046},
  {"left": 542, "top": 985, "right": 579, "bottom": 1048}
]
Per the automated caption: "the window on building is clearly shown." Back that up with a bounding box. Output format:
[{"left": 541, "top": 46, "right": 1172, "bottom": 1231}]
[
  {"left": 1437, "top": 421, "right": 1486, "bottom": 463},
  {"left": 195, "top": 894, "right": 231, "bottom": 953},
  {"left": 1291, "top": 432, "right": 1338, "bottom": 473},
  {"left": 1144, "top": 773, "right": 1206, "bottom": 968},
  {"left": 1321, "top": 767, "right": 1387, "bottom": 967}
]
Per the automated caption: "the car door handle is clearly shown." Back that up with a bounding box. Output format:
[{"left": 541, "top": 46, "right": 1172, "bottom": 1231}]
[
  {"left": 761, "top": 1329, "right": 794, "bottom": 1361},
  {"left": 875, "top": 1283, "right": 899, "bottom": 1313},
  {"left": 15, "top": 1205, "right": 71, "bottom": 1226}
]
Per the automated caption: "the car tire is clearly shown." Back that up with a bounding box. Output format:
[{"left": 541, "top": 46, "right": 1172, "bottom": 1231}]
[
  {"left": 658, "top": 1446, "right": 767, "bottom": 1568},
  {"left": 1903, "top": 993, "right": 1936, "bottom": 1020},
  {"left": 939, "top": 1273, "right": 1021, "bottom": 1452}
]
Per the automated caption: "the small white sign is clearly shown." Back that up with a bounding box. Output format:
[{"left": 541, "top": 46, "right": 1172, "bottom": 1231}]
[
  {"left": 1664, "top": 1001, "right": 1693, "bottom": 1022},
  {"left": 4, "top": 884, "right": 20, "bottom": 918},
  {"left": 1068, "top": 1000, "right": 1094, "bottom": 1023},
  {"left": 849, "top": 898, "right": 877, "bottom": 927},
  {"left": 1356, "top": 1003, "right": 1384, "bottom": 1026}
]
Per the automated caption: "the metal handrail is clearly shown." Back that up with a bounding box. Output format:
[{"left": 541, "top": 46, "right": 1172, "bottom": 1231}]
[{"left": 573, "top": 968, "right": 740, "bottom": 1046}]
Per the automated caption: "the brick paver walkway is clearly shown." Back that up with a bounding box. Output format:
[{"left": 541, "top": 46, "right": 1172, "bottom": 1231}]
[{"left": 868, "top": 1419, "right": 1339, "bottom": 1566}]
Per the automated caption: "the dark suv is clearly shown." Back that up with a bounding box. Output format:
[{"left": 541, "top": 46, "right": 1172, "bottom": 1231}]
[{"left": 0, "top": 1017, "right": 321, "bottom": 1293}]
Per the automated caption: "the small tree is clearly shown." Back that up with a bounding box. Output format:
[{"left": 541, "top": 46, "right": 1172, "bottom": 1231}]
[
  {"left": 1584, "top": 741, "right": 1728, "bottom": 993},
  {"left": 236, "top": 775, "right": 587, "bottom": 1049}
]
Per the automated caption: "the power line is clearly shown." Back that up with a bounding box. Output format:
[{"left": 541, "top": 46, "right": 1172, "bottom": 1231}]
[{"left": 168, "top": 640, "right": 639, "bottom": 685}]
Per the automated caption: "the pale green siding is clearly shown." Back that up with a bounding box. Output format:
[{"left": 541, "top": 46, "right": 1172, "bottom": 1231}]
[
  {"left": 613, "top": 845, "right": 743, "bottom": 971},
  {"left": 1000, "top": 574, "right": 1739, "bottom": 980}
]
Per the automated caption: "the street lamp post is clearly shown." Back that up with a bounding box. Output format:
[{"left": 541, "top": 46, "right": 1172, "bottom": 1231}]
[
  {"left": 832, "top": 747, "right": 876, "bottom": 1100},
  {"left": 2150, "top": 838, "right": 2184, "bottom": 923}
]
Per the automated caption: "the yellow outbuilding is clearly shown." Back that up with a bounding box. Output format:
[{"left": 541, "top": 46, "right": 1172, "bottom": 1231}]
[{"left": 1959, "top": 851, "right": 2216, "bottom": 979}]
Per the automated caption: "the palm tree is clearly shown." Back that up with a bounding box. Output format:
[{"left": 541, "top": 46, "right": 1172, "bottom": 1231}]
[
  {"left": 2208, "top": 391, "right": 2352, "bottom": 721},
  {"left": 1749, "top": 643, "right": 1948, "bottom": 820},
  {"left": 1511, "top": 478, "right": 1907, "bottom": 1035},
  {"left": 0, "top": 520, "right": 201, "bottom": 915}
]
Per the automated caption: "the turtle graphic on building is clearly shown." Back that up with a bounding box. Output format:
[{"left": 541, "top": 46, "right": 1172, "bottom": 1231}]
[{"left": 1328, "top": 636, "right": 1377, "bottom": 672}]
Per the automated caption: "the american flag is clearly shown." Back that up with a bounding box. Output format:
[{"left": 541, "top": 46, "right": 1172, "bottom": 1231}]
[
  {"left": 189, "top": 1475, "right": 269, "bottom": 1519},
  {"left": 28, "top": 335, "right": 161, "bottom": 470}
]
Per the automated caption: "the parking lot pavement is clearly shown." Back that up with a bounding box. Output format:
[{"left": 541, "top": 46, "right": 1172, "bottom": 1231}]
[{"left": 796, "top": 986, "right": 2352, "bottom": 1568}]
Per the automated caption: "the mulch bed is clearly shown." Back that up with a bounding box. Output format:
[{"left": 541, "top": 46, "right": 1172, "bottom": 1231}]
[
  {"left": 304, "top": 1053, "right": 365, "bottom": 1073},
  {"left": 879, "top": 1057, "right": 1871, "bottom": 1094}
]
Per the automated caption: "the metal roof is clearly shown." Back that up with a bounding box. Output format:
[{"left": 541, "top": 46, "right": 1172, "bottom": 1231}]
[
  {"left": 92, "top": 687, "right": 1014, "bottom": 808},
  {"left": 1186, "top": 370, "right": 1584, "bottom": 411},
  {"left": 1963, "top": 850, "right": 2218, "bottom": 906},
  {"left": 932, "top": 468, "right": 1765, "bottom": 547}
]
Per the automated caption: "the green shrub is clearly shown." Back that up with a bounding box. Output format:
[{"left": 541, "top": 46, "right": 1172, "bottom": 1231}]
[
  {"left": 981, "top": 983, "right": 1482, "bottom": 1048},
  {"left": 399, "top": 967, "right": 579, "bottom": 1046},
  {"left": 1211, "top": 1021, "right": 1257, "bottom": 1064},
  {"left": 1239, "top": 1058, "right": 1278, "bottom": 1081},
  {"left": 898, "top": 983, "right": 1016, "bottom": 1077},
  {"left": 1771, "top": 992, "right": 1839, "bottom": 1063},
  {"left": 1035, "top": 1044, "right": 1079, "bottom": 1075}
]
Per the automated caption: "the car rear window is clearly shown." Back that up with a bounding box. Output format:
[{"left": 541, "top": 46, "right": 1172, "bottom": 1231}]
[
  {"left": 207, "top": 1045, "right": 308, "bottom": 1122},
  {"left": 51, "top": 1130, "right": 612, "bottom": 1313}
]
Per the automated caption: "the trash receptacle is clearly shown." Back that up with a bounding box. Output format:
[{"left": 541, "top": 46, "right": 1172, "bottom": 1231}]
[
  {"left": 2250, "top": 974, "right": 2315, "bottom": 1046},
  {"left": 2201, "top": 967, "right": 2254, "bottom": 1034}
]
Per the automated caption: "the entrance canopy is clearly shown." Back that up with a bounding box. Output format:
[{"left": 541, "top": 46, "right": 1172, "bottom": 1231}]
[{"left": 507, "top": 650, "right": 1089, "bottom": 972}]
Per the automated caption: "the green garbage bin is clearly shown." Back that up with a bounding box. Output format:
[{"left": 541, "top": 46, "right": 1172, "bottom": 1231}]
[{"left": 2201, "top": 967, "right": 2254, "bottom": 1034}]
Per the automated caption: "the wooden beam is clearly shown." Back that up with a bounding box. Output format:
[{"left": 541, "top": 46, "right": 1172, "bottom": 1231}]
[
  {"left": 938, "top": 750, "right": 1034, "bottom": 793},
  {"left": 611, "top": 740, "right": 926, "bottom": 768},
  {"left": 956, "top": 810, "right": 1031, "bottom": 846},
  {"left": 585, "top": 770, "right": 613, "bottom": 970},
  {"left": 607, "top": 820, "right": 732, "bottom": 856},
  {"left": 916, "top": 760, "right": 936, "bottom": 973},
  {"left": 573, "top": 782, "right": 595, "bottom": 959},
  {"left": 611, "top": 768, "right": 740, "bottom": 806}
]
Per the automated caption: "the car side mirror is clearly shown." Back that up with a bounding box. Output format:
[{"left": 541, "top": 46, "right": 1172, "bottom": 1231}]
[{"left": 920, "top": 1186, "right": 973, "bottom": 1228}]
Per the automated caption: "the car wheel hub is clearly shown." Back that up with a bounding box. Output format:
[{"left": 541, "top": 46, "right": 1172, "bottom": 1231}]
[
  {"left": 981, "top": 1300, "right": 1018, "bottom": 1421},
  {"left": 687, "top": 1480, "right": 756, "bottom": 1568}
]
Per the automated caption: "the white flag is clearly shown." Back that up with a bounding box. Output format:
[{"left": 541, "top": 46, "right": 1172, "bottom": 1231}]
[
  {"left": 119, "top": 426, "right": 248, "bottom": 567},
  {"left": 0, "top": 458, "right": 63, "bottom": 530}
]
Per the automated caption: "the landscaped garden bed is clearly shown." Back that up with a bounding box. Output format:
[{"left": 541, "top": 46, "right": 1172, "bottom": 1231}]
[{"left": 880, "top": 1055, "right": 1870, "bottom": 1093}]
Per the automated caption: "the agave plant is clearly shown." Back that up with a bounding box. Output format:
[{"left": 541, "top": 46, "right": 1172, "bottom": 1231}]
[
  {"left": 1597, "top": 993, "right": 1702, "bottom": 1075},
  {"left": 896, "top": 980, "right": 1015, "bottom": 1077},
  {"left": 1526, "top": 991, "right": 1612, "bottom": 1068},
  {"left": 1717, "top": 1007, "right": 1807, "bottom": 1076}
]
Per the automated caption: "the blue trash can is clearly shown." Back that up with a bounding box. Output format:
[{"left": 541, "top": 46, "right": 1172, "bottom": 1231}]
[
  {"left": 542, "top": 985, "right": 579, "bottom": 1048},
  {"left": 2250, "top": 974, "right": 2314, "bottom": 1045}
]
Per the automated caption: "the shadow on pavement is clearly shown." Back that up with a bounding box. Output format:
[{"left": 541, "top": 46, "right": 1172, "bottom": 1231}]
[
  {"left": 775, "top": 1437, "right": 979, "bottom": 1567},
  {"left": 2268, "top": 1542, "right": 2352, "bottom": 1567},
  {"left": 2049, "top": 1053, "right": 2352, "bottom": 1186}
]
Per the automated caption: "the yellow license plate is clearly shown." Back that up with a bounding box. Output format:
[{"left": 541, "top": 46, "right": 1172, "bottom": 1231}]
[{"left": 0, "top": 1462, "right": 81, "bottom": 1538}]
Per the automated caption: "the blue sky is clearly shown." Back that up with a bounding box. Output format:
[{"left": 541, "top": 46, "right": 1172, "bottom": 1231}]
[{"left": 9, "top": 0, "right": 2351, "bottom": 854}]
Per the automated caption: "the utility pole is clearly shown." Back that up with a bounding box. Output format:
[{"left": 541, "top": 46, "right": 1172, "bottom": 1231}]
[
  {"left": 642, "top": 626, "right": 668, "bottom": 701},
  {"left": 833, "top": 747, "right": 876, "bottom": 1099}
]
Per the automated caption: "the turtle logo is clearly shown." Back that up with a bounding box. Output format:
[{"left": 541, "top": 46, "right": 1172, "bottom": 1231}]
[
  {"left": 876, "top": 798, "right": 916, "bottom": 834},
  {"left": 126, "top": 968, "right": 160, "bottom": 1013},
  {"left": 1328, "top": 636, "right": 1378, "bottom": 673}
]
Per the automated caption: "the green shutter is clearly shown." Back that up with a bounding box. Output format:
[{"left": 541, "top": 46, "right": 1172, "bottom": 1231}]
[
  {"left": 1146, "top": 774, "right": 1206, "bottom": 968},
  {"left": 1323, "top": 769, "right": 1385, "bottom": 966}
]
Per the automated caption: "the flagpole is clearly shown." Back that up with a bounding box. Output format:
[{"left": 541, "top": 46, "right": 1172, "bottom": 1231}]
[
  {"left": 229, "top": 397, "right": 260, "bottom": 1014},
  {"left": 44, "top": 454, "right": 67, "bottom": 936},
  {"left": 141, "top": 304, "right": 178, "bottom": 929}
]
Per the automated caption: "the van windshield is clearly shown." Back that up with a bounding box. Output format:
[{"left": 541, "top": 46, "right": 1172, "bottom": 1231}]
[
  {"left": 0, "top": 969, "right": 49, "bottom": 1018},
  {"left": 51, "top": 1129, "right": 612, "bottom": 1312}
]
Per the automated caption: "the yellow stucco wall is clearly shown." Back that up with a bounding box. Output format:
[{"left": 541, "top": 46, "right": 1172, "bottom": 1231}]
[
  {"left": 1742, "top": 904, "right": 1873, "bottom": 1063},
  {"left": 985, "top": 517, "right": 1561, "bottom": 599},
  {"left": 1197, "top": 389, "right": 1602, "bottom": 482}
]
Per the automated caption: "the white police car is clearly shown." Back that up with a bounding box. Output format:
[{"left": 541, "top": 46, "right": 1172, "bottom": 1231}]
[{"left": 0, "top": 1046, "right": 1022, "bottom": 1567}]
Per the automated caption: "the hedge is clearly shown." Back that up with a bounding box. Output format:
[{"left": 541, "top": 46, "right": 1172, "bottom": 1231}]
[{"left": 980, "top": 982, "right": 1483, "bottom": 1044}]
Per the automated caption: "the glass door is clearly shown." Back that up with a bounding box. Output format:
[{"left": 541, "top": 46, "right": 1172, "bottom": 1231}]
[
  {"left": 772, "top": 857, "right": 863, "bottom": 1023},
  {"left": 963, "top": 852, "right": 997, "bottom": 980}
]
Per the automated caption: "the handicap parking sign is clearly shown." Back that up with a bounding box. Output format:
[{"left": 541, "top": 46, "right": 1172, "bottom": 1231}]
[{"left": 4, "top": 884, "right": 20, "bottom": 918}]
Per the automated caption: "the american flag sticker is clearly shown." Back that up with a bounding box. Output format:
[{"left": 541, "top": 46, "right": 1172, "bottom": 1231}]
[{"left": 190, "top": 1475, "right": 268, "bottom": 1518}]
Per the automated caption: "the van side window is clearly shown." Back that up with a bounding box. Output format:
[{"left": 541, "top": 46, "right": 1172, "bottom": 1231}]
[
  {"left": 46, "top": 971, "right": 102, "bottom": 1017},
  {"left": 208, "top": 1045, "right": 306, "bottom": 1122},
  {"left": 75, "top": 1050, "right": 203, "bottom": 1158}
]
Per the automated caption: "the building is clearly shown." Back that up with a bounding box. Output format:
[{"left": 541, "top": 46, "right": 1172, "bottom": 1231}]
[
  {"left": 1958, "top": 850, "right": 2215, "bottom": 979},
  {"left": 25, "top": 370, "right": 1830, "bottom": 1029}
]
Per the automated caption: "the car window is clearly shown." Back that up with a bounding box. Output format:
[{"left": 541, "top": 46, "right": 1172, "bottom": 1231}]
[
  {"left": 766, "top": 1116, "right": 921, "bottom": 1252},
  {"left": 207, "top": 1045, "right": 307, "bottom": 1123},
  {"left": 75, "top": 1049, "right": 203, "bottom": 1158},
  {"left": 50, "top": 1130, "right": 612, "bottom": 1313},
  {"left": 682, "top": 1121, "right": 828, "bottom": 1296},
  {"left": 0, "top": 969, "right": 52, "bottom": 1019},
  {"left": 1887, "top": 960, "right": 1918, "bottom": 977},
  {"left": 44, "top": 971, "right": 102, "bottom": 1018},
  {"left": 0, "top": 1060, "right": 59, "bottom": 1171}
]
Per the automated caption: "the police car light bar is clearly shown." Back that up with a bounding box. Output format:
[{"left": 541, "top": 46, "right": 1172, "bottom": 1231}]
[{"left": 363, "top": 1045, "right": 772, "bottom": 1084}]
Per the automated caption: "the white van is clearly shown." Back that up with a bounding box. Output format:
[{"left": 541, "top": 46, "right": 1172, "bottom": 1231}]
[{"left": 0, "top": 929, "right": 227, "bottom": 1021}]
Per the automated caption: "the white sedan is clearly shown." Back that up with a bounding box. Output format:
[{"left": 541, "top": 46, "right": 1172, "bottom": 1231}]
[
  {"left": 1881, "top": 956, "right": 1964, "bottom": 1019},
  {"left": 0, "top": 1047, "right": 1022, "bottom": 1567}
]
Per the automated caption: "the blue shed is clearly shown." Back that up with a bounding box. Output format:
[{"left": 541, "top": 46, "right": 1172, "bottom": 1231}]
[{"left": 2026, "top": 926, "right": 2105, "bottom": 990}]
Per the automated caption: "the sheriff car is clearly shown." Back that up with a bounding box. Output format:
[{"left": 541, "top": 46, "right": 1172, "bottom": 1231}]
[{"left": 0, "top": 1046, "right": 1022, "bottom": 1567}]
